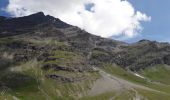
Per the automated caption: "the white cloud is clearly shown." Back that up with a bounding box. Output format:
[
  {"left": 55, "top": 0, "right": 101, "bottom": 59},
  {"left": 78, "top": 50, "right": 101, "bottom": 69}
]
[{"left": 5, "top": 0, "right": 151, "bottom": 38}]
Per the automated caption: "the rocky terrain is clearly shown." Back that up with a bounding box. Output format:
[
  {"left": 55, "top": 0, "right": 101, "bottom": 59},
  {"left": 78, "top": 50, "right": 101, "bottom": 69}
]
[{"left": 0, "top": 12, "right": 170, "bottom": 100}]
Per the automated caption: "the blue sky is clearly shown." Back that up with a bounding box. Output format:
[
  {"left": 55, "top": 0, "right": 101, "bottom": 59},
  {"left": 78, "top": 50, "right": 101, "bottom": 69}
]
[
  {"left": 0, "top": 0, "right": 170, "bottom": 43},
  {"left": 0, "top": 0, "right": 9, "bottom": 16},
  {"left": 127, "top": 0, "right": 170, "bottom": 43}
]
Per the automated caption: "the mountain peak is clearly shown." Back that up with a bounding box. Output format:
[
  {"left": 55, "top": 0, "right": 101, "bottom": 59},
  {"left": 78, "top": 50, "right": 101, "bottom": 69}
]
[
  {"left": 0, "top": 12, "right": 71, "bottom": 36},
  {"left": 32, "top": 12, "right": 45, "bottom": 16},
  {"left": 138, "top": 39, "right": 151, "bottom": 43},
  {"left": 26, "top": 12, "right": 45, "bottom": 18}
]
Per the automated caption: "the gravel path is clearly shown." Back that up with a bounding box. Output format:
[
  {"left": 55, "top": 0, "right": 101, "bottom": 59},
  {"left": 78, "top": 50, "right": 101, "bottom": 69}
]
[{"left": 88, "top": 68, "right": 168, "bottom": 96}]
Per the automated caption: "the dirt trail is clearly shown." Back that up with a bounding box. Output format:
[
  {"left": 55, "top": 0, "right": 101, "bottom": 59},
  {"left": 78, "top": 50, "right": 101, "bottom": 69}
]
[{"left": 88, "top": 68, "right": 168, "bottom": 96}]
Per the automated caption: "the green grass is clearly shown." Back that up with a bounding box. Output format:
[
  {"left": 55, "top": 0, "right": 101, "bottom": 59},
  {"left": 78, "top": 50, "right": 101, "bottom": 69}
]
[
  {"left": 102, "top": 63, "right": 148, "bottom": 84},
  {"left": 0, "top": 37, "right": 23, "bottom": 46},
  {"left": 102, "top": 63, "right": 170, "bottom": 95},
  {"left": 44, "top": 50, "right": 82, "bottom": 66},
  {"left": 0, "top": 58, "right": 13, "bottom": 71},
  {"left": 7, "top": 59, "right": 99, "bottom": 99},
  {"left": 0, "top": 92, "right": 17, "bottom": 100},
  {"left": 1, "top": 59, "right": 170, "bottom": 99},
  {"left": 80, "top": 91, "right": 116, "bottom": 100},
  {"left": 0, "top": 72, "right": 43, "bottom": 100},
  {"left": 141, "top": 65, "right": 170, "bottom": 85},
  {"left": 137, "top": 88, "right": 170, "bottom": 100},
  {"left": 91, "top": 50, "right": 109, "bottom": 58},
  {"left": 0, "top": 37, "right": 12, "bottom": 45}
]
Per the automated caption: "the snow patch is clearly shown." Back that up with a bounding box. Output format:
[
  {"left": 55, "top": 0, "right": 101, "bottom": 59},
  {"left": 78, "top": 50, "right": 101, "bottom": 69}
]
[{"left": 134, "top": 73, "right": 145, "bottom": 79}]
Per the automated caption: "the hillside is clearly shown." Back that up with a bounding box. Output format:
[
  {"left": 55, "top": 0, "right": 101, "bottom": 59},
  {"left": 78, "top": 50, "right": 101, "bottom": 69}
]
[{"left": 0, "top": 12, "right": 170, "bottom": 100}]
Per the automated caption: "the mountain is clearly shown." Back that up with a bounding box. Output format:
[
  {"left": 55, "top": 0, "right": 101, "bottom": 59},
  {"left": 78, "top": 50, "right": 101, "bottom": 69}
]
[{"left": 0, "top": 12, "right": 170, "bottom": 100}]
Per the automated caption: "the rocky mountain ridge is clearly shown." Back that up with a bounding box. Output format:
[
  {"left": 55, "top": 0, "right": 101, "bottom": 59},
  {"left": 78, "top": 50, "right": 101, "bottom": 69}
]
[
  {"left": 1, "top": 12, "right": 170, "bottom": 71},
  {"left": 0, "top": 12, "right": 170, "bottom": 99}
]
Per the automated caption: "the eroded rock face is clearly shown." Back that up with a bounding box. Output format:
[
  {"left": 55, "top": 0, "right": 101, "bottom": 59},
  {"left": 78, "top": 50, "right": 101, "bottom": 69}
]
[
  {"left": 42, "top": 63, "right": 93, "bottom": 72},
  {"left": 164, "top": 55, "right": 170, "bottom": 65},
  {"left": 115, "top": 41, "right": 170, "bottom": 70},
  {"left": 46, "top": 74, "right": 86, "bottom": 83},
  {"left": 43, "top": 64, "right": 77, "bottom": 72},
  {"left": 0, "top": 16, "right": 6, "bottom": 22}
]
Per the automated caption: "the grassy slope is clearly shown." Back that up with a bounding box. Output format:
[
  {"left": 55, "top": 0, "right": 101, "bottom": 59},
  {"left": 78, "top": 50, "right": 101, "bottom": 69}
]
[
  {"left": 1, "top": 37, "right": 170, "bottom": 100},
  {"left": 141, "top": 65, "right": 170, "bottom": 85},
  {"left": 1, "top": 59, "right": 170, "bottom": 100},
  {"left": 2, "top": 58, "right": 99, "bottom": 100},
  {"left": 0, "top": 37, "right": 100, "bottom": 99},
  {"left": 137, "top": 88, "right": 170, "bottom": 100},
  {"left": 102, "top": 63, "right": 170, "bottom": 100},
  {"left": 80, "top": 90, "right": 138, "bottom": 100}
]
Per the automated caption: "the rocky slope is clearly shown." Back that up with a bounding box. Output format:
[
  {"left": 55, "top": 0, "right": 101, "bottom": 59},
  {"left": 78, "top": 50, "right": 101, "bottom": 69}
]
[{"left": 0, "top": 12, "right": 170, "bottom": 100}]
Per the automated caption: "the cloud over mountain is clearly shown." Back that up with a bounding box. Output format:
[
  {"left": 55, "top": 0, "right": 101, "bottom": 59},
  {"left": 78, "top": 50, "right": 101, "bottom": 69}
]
[{"left": 5, "top": 0, "right": 151, "bottom": 38}]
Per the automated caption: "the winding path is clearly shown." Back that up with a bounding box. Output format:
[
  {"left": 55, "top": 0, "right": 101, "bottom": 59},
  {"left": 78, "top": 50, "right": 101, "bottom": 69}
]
[{"left": 88, "top": 67, "right": 169, "bottom": 97}]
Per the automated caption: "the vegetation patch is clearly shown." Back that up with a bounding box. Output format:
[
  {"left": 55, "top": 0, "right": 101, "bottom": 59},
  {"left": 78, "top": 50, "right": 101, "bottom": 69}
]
[{"left": 141, "top": 64, "right": 170, "bottom": 85}]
